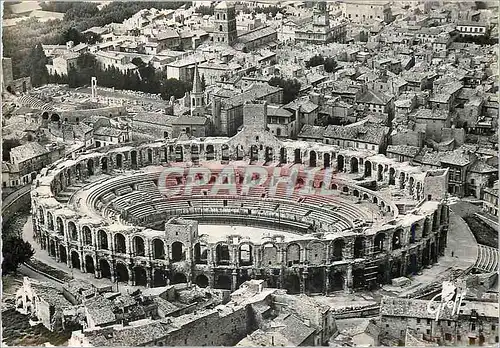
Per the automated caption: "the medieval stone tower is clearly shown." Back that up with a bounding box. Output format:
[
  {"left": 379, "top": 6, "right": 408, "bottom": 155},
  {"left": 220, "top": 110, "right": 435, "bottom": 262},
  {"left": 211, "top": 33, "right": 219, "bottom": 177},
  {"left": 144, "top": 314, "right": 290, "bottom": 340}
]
[
  {"left": 213, "top": 1, "right": 237, "bottom": 45},
  {"left": 190, "top": 63, "right": 205, "bottom": 117}
]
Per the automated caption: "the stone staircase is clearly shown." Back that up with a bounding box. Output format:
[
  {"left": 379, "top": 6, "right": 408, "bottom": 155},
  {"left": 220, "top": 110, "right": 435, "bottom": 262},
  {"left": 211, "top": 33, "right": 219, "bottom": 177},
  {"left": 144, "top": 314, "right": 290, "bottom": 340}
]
[
  {"left": 475, "top": 244, "right": 499, "bottom": 273},
  {"left": 56, "top": 183, "right": 86, "bottom": 203}
]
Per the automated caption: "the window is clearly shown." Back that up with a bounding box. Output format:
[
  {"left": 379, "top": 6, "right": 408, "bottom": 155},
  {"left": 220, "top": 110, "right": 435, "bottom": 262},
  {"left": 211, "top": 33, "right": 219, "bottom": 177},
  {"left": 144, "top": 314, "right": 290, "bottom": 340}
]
[
  {"left": 427, "top": 319, "right": 431, "bottom": 325},
  {"left": 417, "top": 318, "right": 421, "bottom": 324},
  {"left": 445, "top": 333, "right": 452, "bottom": 341},
  {"left": 492, "top": 325, "right": 496, "bottom": 330},
  {"left": 472, "top": 324, "right": 476, "bottom": 331},
  {"left": 427, "top": 329, "right": 430, "bottom": 335},
  {"left": 447, "top": 321, "right": 451, "bottom": 326},
  {"left": 457, "top": 335, "right": 461, "bottom": 341}
]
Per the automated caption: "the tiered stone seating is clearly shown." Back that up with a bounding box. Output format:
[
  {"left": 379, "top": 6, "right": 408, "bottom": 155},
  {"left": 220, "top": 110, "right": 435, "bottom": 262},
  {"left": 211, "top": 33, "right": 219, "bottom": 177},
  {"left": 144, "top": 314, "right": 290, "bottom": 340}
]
[
  {"left": 115, "top": 186, "right": 133, "bottom": 196},
  {"left": 475, "top": 245, "right": 499, "bottom": 273}
]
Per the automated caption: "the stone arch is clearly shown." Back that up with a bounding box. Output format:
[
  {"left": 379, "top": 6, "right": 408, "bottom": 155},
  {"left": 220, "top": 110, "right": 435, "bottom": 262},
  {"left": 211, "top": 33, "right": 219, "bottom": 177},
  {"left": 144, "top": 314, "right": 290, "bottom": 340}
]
[
  {"left": 152, "top": 239, "right": 165, "bottom": 259},
  {"left": 221, "top": 144, "right": 230, "bottom": 161},
  {"left": 42, "top": 111, "right": 49, "bottom": 120},
  {"left": 206, "top": 144, "right": 215, "bottom": 160},
  {"left": 337, "top": 154, "right": 344, "bottom": 171},
  {"left": 307, "top": 241, "right": 325, "bottom": 265},
  {"left": 116, "top": 153, "right": 123, "bottom": 168},
  {"left": 286, "top": 243, "right": 301, "bottom": 266},
  {"left": 410, "top": 223, "right": 417, "bottom": 243},
  {"left": 350, "top": 157, "right": 359, "bottom": 173},
  {"left": 389, "top": 167, "right": 395, "bottom": 185},
  {"left": 236, "top": 144, "right": 244, "bottom": 160},
  {"left": 171, "top": 241, "right": 185, "bottom": 262},
  {"left": 409, "top": 177, "right": 415, "bottom": 195},
  {"left": 147, "top": 148, "right": 154, "bottom": 163},
  {"left": 71, "top": 250, "right": 80, "bottom": 269},
  {"left": 195, "top": 274, "right": 209, "bottom": 288},
  {"left": 99, "top": 259, "right": 111, "bottom": 279},
  {"left": 175, "top": 145, "right": 184, "bottom": 162},
  {"left": 131, "top": 150, "right": 138, "bottom": 167},
  {"left": 216, "top": 243, "right": 231, "bottom": 265},
  {"left": 215, "top": 274, "right": 231, "bottom": 290},
  {"left": 194, "top": 242, "right": 208, "bottom": 264},
  {"left": 309, "top": 151, "right": 317, "bottom": 167},
  {"left": 261, "top": 243, "right": 278, "bottom": 266},
  {"left": 114, "top": 233, "right": 126, "bottom": 254},
  {"left": 82, "top": 226, "right": 92, "bottom": 245},
  {"left": 331, "top": 183, "right": 338, "bottom": 190},
  {"left": 329, "top": 271, "right": 344, "bottom": 291},
  {"left": 68, "top": 221, "right": 78, "bottom": 241},
  {"left": 373, "top": 196, "right": 378, "bottom": 204},
  {"left": 239, "top": 243, "right": 253, "bottom": 266},
  {"left": 101, "top": 157, "right": 108, "bottom": 173},
  {"left": 50, "top": 113, "right": 60, "bottom": 122},
  {"left": 399, "top": 172, "right": 405, "bottom": 189},
  {"left": 75, "top": 163, "right": 82, "bottom": 180},
  {"left": 364, "top": 160, "right": 372, "bottom": 177},
  {"left": 331, "top": 239, "right": 345, "bottom": 261},
  {"left": 280, "top": 148, "right": 287, "bottom": 164},
  {"left": 87, "top": 159, "right": 95, "bottom": 176},
  {"left": 133, "top": 236, "right": 145, "bottom": 256},
  {"left": 172, "top": 272, "right": 187, "bottom": 284},
  {"left": 324, "top": 153, "right": 331, "bottom": 168},
  {"left": 250, "top": 145, "right": 259, "bottom": 161},
  {"left": 342, "top": 186, "right": 349, "bottom": 193},
  {"left": 265, "top": 146, "right": 273, "bottom": 162},
  {"left": 392, "top": 229, "right": 403, "bottom": 250},
  {"left": 377, "top": 164, "right": 383, "bottom": 181},
  {"left": 59, "top": 245, "right": 67, "bottom": 263},
  {"left": 115, "top": 262, "right": 129, "bottom": 283},
  {"left": 354, "top": 237, "right": 364, "bottom": 258},
  {"left": 134, "top": 267, "right": 147, "bottom": 286},
  {"left": 98, "top": 230, "right": 108, "bottom": 250},
  {"left": 56, "top": 217, "right": 64, "bottom": 235},
  {"left": 284, "top": 273, "right": 300, "bottom": 294},
  {"left": 374, "top": 233, "right": 386, "bottom": 252},
  {"left": 353, "top": 189, "right": 360, "bottom": 198},
  {"left": 153, "top": 269, "right": 168, "bottom": 287},
  {"left": 38, "top": 207, "right": 45, "bottom": 225},
  {"left": 191, "top": 145, "right": 199, "bottom": 163},
  {"left": 294, "top": 148, "right": 302, "bottom": 164},
  {"left": 85, "top": 255, "right": 95, "bottom": 274}
]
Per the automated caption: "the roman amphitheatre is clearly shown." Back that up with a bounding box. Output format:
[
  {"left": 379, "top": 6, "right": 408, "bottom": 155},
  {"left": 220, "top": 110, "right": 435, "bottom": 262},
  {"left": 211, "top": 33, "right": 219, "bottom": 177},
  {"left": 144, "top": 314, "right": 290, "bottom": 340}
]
[{"left": 31, "top": 126, "right": 450, "bottom": 294}]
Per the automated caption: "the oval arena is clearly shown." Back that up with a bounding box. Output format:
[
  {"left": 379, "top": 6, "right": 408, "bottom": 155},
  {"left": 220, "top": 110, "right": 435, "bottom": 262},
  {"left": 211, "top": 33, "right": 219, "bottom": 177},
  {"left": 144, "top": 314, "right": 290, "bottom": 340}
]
[{"left": 31, "top": 128, "right": 450, "bottom": 294}]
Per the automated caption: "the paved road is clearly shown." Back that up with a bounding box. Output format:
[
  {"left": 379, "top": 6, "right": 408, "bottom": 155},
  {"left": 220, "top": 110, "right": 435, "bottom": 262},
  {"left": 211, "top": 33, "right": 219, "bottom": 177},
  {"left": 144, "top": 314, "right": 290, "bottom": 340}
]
[
  {"left": 2, "top": 185, "right": 31, "bottom": 213},
  {"left": 22, "top": 218, "right": 143, "bottom": 294}
]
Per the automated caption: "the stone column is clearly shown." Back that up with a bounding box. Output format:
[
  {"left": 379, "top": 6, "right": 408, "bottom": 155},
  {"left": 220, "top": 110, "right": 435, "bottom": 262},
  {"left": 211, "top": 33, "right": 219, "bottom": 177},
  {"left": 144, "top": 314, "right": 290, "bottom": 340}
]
[
  {"left": 94, "top": 255, "right": 100, "bottom": 278},
  {"left": 231, "top": 269, "right": 238, "bottom": 292},
  {"left": 110, "top": 262, "right": 116, "bottom": 283},
  {"left": 66, "top": 246, "right": 71, "bottom": 268},
  {"left": 146, "top": 268, "right": 152, "bottom": 288},
  {"left": 301, "top": 269, "right": 307, "bottom": 294},
  {"left": 55, "top": 241, "right": 60, "bottom": 262},
  {"left": 324, "top": 266, "right": 330, "bottom": 295},
  {"left": 128, "top": 266, "right": 134, "bottom": 286},
  {"left": 80, "top": 251, "right": 86, "bottom": 273},
  {"left": 344, "top": 264, "right": 353, "bottom": 292}
]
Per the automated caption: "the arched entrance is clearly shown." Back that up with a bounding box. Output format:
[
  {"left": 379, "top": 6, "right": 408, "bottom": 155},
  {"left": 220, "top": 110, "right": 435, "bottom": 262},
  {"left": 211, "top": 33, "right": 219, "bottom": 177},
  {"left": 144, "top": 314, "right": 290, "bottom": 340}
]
[
  {"left": 87, "top": 159, "right": 94, "bottom": 176},
  {"left": 215, "top": 274, "right": 231, "bottom": 290},
  {"left": 153, "top": 269, "right": 168, "bottom": 287},
  {"left": 284, "top": 273, "right": 300, "bottom": 294},
  {"left": 59, "top": 245, "right": 67, "bottom": 263},
  {"left": 195, "top": 274, "right": 209, "bottom": 288},
  {"left": 324, "top": 153, "right": 331, "bottom": 168},
  {"left": 172, "top": 272, "right": 187, "bottom": 284},
  {"left": 71, "top": 251, "right": 80, "bottom": 269},
  {"left": 134, "top": 267, "right": 147, "bottom": 286},
  {"left": 99, "top": 259, "right": 111, "bottom": 279},
  {"left": 85, "top": 255, "right": 95, "bottom": 274},
  {"left": 171, "top": 241, "right": 184, "bottom": 262},
  {"left": 294, "top": 149, "right": 301, "bottom": 164},
  {"left": 337, "top": 155, "right": 344, "bottom": 171},
  {"left": 309, "top": 151, "right": 317, "bottom": 167},
  {"left": 115, "top": 262, "right": 129, "bottom": 283},
  {"left": 114, "top": 233, "right": 126, "bottom": 254},
  {"left": 350, "top": 157, "right": 359, "bottom": 173},
  {"left": 153, "top": 239, "right": 165, "bottom": 259},
  {"left": 133, "top": 236, "right": 145, "bottom": 256}
]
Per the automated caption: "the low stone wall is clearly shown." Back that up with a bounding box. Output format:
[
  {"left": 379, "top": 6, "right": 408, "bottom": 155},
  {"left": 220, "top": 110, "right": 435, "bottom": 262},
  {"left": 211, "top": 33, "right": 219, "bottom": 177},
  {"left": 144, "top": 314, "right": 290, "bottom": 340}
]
[{"left": 2, "top": 185, "right": 31, "bottom": 227}]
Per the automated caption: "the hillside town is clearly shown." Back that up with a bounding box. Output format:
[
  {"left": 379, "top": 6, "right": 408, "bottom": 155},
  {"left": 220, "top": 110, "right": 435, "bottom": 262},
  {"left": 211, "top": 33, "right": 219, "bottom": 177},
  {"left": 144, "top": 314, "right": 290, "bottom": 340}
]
[{"left": 1, "top": 1, "right": 498, "bottom": 347}]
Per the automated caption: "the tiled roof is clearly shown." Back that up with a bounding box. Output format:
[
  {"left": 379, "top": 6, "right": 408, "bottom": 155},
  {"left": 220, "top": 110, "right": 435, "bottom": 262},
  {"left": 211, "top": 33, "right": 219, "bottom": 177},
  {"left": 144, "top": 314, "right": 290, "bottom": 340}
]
[
  {"left": 324, "top": 122, "right": 389, "bottom": 145},
  {"left": 387, "top": 145, "right": 420, "bottom": 158},
  {"left": 357, "top": 89, "right": 392, "bottom": 105},
  {"left": 224, "top": 84, "right": 282, "bottom": 108},
  {"left": 172, "top": 116, "right": 208, "bottom": 125},
  {"left": 469, "top": 159, "right": 496, "bottom": 173},
  {"left": 85, "top": 296, "right": 116, "bottom": 326},
  {"left": 278, "top": 313, "right": 316, "bottom": 346},
  {"left": 10, "top": 142, "right": 48, "bottom": 163},
  {"left": 298, "top": 124, "right": 325, "bottom": 139},
  {"left": 238, "top": 26, "right": 276, "bottom": 44},
  {"left": 94, "top": 126, "right": 125, "bottom": 137},
  {"left": 380, "top": 297, "right": 455, "bottom": 320},
  {"left": 413, "top": 108, "right": 450, "bottom": 120},
  {"left": 284, "top": 99, "right": 319, "bottom": 114}
]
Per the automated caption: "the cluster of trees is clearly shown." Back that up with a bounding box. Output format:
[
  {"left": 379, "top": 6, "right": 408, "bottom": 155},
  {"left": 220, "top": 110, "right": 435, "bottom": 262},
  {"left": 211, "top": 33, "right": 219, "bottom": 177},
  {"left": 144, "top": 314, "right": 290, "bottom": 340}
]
[
  {"left": 194, "top": 5, "right": 214, "bottom": 16},
  {"left": 2, "top": 236, "right": 34, "bottom": 275},
  {"left": 4, "top": 1, "right": 188, "bottom": 79},
  {"left": 48, "top": 53, "right": 192, "bottom": 100},
  {"left": 269, "top": 77, "right": 301, "bottom": 104},
  {"left": 2, "top": 139, "right": 21, "bottom": 162},
  {"left": 305, "top": 54, "right": 338, "bottom": 73}
]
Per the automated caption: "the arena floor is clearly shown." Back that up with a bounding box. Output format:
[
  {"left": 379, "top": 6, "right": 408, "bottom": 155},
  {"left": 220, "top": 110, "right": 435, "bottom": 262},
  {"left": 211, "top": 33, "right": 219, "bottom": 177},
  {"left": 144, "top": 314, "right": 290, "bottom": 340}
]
[{"left": 198, "top": 224, "right": 302, "bottom": 243}]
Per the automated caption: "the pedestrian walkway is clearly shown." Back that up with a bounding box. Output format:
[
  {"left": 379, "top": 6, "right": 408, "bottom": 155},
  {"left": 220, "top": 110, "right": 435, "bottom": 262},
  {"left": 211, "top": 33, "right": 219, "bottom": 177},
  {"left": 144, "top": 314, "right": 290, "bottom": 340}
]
[
  {"left": 23, "top": 219, "right": 143, "bottom": 294},
  {"left": 396, "top": 210, "right": 479, "bottom": 298}
]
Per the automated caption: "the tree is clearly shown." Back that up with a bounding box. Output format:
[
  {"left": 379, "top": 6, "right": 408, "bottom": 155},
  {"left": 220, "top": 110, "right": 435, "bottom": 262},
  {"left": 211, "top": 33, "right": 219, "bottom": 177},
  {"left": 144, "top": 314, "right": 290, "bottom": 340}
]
[
  {"left": 201, "top": 74, "right": 206, "bottom": 91},
  {"left": 161, "top": 78, "right": 192, "bottom": 100},
  {"left": 306, "top": 54, "right": 324, "bottom": 68},
  {"left": 62, "top": 27, "right": 84, "bottom": 45},
  {"left": 269, "top": 77, "right": 301, "bottom": 104},
  {"left": 2, "top": 237, "right": 34, "bottom": 275},
  {"left": 2, "top": 139, "right": 21, "bottom": 161},
  {"left": 324, "top": 57, "right": 337, "bottom": 73},
  {"left": 27, "top": 44, "right": 49, "bottom": 87}
]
